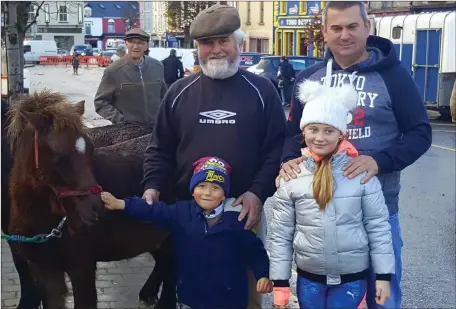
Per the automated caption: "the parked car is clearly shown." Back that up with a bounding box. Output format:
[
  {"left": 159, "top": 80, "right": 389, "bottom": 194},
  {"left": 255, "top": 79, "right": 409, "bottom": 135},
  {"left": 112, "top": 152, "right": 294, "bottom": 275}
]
[
  {"left": 92, "top": 48, "right": 100, "bottom": 56},
  {"left": 70, "top": 44, "right": 93, "bottom": 56},
  {"left": 239, "top": 52, "right": 270, "bottom": 69},
  {"left": 249, "top": 55, "right": 323, "bottom": 91},
  {"left": 57, "top": 49, "right": 70, "bottom": 56}
]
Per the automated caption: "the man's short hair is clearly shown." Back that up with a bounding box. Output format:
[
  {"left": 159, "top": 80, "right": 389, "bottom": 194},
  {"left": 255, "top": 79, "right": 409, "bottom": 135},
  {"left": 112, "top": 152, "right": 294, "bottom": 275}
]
[{"left": 322, "top": 1, "right": 369, "bottom": 26}]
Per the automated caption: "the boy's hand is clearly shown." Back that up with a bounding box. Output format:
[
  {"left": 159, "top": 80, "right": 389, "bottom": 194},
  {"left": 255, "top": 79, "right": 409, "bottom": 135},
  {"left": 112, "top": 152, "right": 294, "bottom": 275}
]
[
  {"left": 256, "top": 277, "right": 273, "bottom": 294},
  {"left": 101, "top": 192, "right": 125, "bottom": 210},
  {"left": 375, "top": 280, "right": 391, "bottom": 305}
]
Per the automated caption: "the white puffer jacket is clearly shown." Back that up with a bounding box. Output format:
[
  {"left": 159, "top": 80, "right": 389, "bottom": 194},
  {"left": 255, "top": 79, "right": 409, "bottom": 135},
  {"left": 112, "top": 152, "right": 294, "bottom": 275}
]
[{"left": 269, "top": 151, "right": 395, "bottom": 285}]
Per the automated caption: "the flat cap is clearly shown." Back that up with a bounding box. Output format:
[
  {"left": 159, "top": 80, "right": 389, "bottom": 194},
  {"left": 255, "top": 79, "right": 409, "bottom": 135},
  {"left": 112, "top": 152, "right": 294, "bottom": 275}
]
[
  {"left": 190, "top": 4, "right": 240, "bottom": 40},
  {"left": 125, "top": 28, "right": 150, "bottom": 41}
]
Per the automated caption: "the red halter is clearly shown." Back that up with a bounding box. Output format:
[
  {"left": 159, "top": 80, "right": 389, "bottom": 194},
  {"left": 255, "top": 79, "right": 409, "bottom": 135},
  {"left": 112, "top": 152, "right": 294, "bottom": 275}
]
[{"left": 34, "top": 130, "right": 102, "bottom": 198}]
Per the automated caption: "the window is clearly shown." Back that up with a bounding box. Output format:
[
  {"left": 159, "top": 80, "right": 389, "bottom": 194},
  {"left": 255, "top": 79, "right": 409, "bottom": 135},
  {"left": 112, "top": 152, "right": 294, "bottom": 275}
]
[
  {"left": 59, "top": 5, "right": 68, "bottom": 22},
  {"left": 392, "top": 26, "right": 402, "bottom": 39},
  {"left": 115, "top": 4, "right": 121, "bottom": 9},
  {"left": 84, "top": 6, "right": 92, "bottom": 17},
  {"left": 130, "top": 4, "right": 136, "bottom": 10},
  {"left": 99, "top": 4, "right": 105, "bottom": 9},
  {"left": 246, "top": 2, "right": 251, "bottom": 25},
  {"left": 44, "top": 3, "right": 50, "bottom": 23},
  {"left": 249, "top": 38, "right": 269, "bottom": 53},
  {"left": 382, "top": 1, "right": 394, "bottom": 8},
  {"left": 28, "top": 4, "right": 36, "bottom": 21},
  {"left": 259, "top": 2, "right": 264, "bottom": 25},
  {"left": 85, "top": 23, "right": 92, "bottom": 35},
  {"left": 108, "top": 19, "right": 115, "bottom": 33}
]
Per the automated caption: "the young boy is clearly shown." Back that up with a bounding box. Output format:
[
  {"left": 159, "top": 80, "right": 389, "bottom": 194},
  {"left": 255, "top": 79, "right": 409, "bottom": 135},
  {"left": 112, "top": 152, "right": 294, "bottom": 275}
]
[{"left": 101, "top": 156, "right": 272, "bottom": 309}]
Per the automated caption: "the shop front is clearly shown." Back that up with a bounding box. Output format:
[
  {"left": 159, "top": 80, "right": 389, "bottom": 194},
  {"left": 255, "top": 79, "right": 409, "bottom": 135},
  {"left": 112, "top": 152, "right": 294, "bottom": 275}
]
[
  {"left": 85, "top": 36, "right": 103, "bottom": 49},
  {"left": 273, "top": 1, "right": 325, "bottom": 57}
]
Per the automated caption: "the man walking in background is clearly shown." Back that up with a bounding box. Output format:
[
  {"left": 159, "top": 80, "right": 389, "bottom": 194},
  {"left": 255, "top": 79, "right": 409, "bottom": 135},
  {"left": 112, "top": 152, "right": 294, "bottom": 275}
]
[{"left": 162, "top": 49, "right": 185, "bottom": 88}]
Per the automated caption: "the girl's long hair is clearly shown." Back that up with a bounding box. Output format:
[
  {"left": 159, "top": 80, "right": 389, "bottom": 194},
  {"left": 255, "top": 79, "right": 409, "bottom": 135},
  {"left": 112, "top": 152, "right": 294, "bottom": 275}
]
[
  {"left": 302, "top": 132, "right": 342, "bottom": 210},
  {"left": 313, "top": 153, "right": 335, "bottom": 210}
]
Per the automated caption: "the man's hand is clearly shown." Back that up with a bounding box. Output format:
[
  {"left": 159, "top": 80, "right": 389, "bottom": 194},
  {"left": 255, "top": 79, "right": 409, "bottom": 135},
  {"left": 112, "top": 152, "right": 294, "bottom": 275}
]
[
  {"left": 233, "top": 191, "right": 262, "bottom": 230},
  {"left": 275, "top": 157, "right": 304, "bottom": 188},
  {"left": 142, "top": 188, "right": 160, "bottom": 205},
  {"left": 375, "top": 280, "right": 391, "bottom": 305},
  {"left": 256, "top": 278, "right": 273, "bottom": 294},
  {"left": 343, "top": 155, "right": 379, "bottom": 184}
]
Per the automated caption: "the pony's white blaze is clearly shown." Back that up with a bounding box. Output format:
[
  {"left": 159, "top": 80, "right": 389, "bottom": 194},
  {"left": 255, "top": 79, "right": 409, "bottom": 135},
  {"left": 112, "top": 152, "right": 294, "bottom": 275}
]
[{"left": 75, "top": 137, "right": 86, "bottom": 154}]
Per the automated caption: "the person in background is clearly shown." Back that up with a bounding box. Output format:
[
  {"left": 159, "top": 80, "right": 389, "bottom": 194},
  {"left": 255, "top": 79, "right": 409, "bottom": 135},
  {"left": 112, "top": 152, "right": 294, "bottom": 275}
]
[
  {"left": 276, "top": 2, "right": 432, "bottom": 308},
  {"left": 270, "top": 66, "right": 394, "bottom": 309},
  {"left": 72, "top": 52, "right": 80, "bottom": 75},
  {"left": 162, "top": 49, "right": 185, "bottom": 88},
  {"left": 102, "top": 156, "right": 272, "bottom": 309},
  {"left": 277, "top": 56, "right": 295, "bottom": 107},
  {"left": 193, "top": 50, "right": 200, "bottom": 73},
  {"left": 94, "top": 28, "right": 167, "bottom": 124},
  {"left": 111, "top": 45, "right": 126, "bottom": 63}
]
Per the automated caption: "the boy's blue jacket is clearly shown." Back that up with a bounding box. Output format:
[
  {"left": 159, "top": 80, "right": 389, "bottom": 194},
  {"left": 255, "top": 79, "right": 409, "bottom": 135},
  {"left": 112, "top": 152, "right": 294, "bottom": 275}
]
[{"left": 123, "top": 197, "right": 269, "bottom": 309}]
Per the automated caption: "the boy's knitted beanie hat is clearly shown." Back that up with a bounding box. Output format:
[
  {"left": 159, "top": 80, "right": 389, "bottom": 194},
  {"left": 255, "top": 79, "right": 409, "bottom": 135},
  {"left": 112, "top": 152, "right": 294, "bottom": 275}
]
[{"left": 189, "top": 156, "right": 231, "bottom": 197}]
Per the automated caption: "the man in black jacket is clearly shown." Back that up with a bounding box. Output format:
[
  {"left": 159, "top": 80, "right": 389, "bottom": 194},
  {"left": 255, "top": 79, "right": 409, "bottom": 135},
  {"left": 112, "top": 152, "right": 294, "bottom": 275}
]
[
  {"left": 161, "top": 49, "right": 184, "bottom": 88},
  {"left": 277, "top": 56, "right": 295, "bottom": 107}
]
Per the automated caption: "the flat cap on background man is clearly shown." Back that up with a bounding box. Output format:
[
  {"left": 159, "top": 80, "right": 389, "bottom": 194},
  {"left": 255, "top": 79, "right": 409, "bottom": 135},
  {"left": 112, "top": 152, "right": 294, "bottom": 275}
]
[
  {"left": 125, "top": 28, "right": 150, "bottom": 41},
  {"left": 190, "top": 4, "right": 241, "bottom": 40}
]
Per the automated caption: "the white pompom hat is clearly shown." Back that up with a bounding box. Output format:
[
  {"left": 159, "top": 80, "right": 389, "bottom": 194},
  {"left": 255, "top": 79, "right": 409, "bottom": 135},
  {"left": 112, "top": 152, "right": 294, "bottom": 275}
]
[{"left": 298, "top": 59, "right": 358, "bottom": 133}]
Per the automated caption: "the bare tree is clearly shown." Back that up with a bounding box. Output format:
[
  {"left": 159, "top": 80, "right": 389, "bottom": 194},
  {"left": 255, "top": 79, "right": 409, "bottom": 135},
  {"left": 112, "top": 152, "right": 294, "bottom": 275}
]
[
  {"left": 166, "top": 1, "right": 227, "bottom": 48},
  {"left": 2, "top": 1, "right": 44, "bottom": 103},
  {"left": 301, "top": 10, "right": 325, "bottom": 57},
  {"left": 122, "top": 7, "right": 139, "bottom": 32}
]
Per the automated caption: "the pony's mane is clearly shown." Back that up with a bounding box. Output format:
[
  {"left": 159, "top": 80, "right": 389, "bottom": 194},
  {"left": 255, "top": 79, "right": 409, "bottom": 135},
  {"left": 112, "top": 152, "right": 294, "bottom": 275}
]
[{"left": 7, "top": 90, "right": 84, "bottom": 153}]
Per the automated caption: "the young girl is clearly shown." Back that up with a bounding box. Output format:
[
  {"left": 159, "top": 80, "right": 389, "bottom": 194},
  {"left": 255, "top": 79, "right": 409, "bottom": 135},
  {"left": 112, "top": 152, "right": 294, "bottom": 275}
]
[{"left": 269, "top": 62, "right": 395, "bottom": 309}]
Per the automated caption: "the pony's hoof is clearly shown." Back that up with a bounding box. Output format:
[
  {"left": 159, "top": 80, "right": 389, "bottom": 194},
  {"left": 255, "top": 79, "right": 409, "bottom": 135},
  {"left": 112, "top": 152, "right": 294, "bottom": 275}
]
[{"left": 137, "top": 297, "right": 157, "bottom": 309}]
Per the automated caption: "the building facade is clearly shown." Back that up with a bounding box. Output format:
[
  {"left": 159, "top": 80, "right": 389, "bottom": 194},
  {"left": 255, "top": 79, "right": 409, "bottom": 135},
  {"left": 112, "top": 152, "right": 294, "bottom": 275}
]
[
  {"left": 273, "top": 1, "right": 325, "bottom": 57},
  {"left": 84, "top": 1, "right": 139, "bottom": 50},
  {"left": 139, "top": 0, "right": 153, "bottom": 35},
  {"left": 26, "top": 1, "right": 84, "bottom": 51},
  {"left": 238, "top": 1, "right": 274, "bottom": 54},
  {"left": 151, "top": 2, "right": 168, "bottom": 47}
]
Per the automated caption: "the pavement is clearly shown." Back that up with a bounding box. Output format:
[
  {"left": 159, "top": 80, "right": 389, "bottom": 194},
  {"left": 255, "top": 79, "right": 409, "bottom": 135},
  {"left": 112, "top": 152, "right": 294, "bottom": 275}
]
[{"left": 1, "top": 66, "right": 455, "bottom": 308}]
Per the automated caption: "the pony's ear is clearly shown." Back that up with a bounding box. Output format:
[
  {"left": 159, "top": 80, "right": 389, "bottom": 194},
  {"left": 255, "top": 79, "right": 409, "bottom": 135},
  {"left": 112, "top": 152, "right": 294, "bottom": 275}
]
[
  {"left": 20, "top": 111, "right": 52, "bottom": 133},
  {"left": 75, "top": 101, "right": 85, "bottom": 116}
]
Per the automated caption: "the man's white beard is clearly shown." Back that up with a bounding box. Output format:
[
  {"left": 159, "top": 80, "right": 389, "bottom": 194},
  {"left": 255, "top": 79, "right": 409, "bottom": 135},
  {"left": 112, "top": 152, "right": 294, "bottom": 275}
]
[{"left": 200, "top": 53, "right": 241, "bottom": 80}]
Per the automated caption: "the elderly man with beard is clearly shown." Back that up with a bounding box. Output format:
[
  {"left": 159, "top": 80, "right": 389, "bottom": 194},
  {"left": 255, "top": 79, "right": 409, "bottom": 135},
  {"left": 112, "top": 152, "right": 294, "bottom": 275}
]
[{"left": 141, "top": 4, "right": 286, "bottom": 309}]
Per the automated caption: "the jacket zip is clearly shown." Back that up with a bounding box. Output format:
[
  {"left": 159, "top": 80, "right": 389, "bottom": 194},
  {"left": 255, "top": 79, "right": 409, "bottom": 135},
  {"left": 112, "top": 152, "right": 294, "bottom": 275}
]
[{"left": 137, "top": 60, "right": 148, "bottom": 117}]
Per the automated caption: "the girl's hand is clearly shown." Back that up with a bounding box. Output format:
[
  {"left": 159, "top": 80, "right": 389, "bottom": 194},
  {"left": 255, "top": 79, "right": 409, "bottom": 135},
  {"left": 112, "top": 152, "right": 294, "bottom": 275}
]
[
  {"left": 273, "top": 287, "right": 291, "bottom": 308},
  {"left": 101, "top": 192, "right": 125, "bottom": 210},
  {"left": 256, "top": 277, "right": 273, "bottom": 293},
  {"left": 375, "top": 280, "right": 391, "bottom": 305}
]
